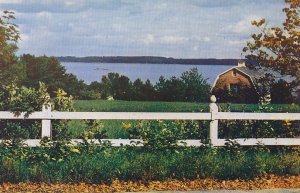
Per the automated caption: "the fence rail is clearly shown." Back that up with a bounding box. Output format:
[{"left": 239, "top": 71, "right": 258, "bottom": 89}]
[{"left": 0, "top": 95, "right": 299, "bottom": 147}]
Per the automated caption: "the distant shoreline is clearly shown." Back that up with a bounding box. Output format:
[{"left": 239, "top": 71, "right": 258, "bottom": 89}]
[{"left": 57, "top": 56, "right": 245, "bottom": 66}]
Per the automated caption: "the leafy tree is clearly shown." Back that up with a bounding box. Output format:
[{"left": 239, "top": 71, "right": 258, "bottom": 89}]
[
  {"left": 270, "top": 79, "right": 293, "bottom": 103},
  {"left": 243, "top": 0, "right": 300, "bottom": 84},
  {"left": 86, "top": 81, "right": 102, "bottom": 99},
  {"left": 212, "top": 85, "right": 259, "bottom": 103},
  {"left": 180, "top": 68, "right": 210, "bottom": 102},
  {"left": 155, "top": 76, "right": 185, "bottom": 101},
  {"left": 132, "top": 79, "right": 156, "bottom": 101},
  {"left": 143, "top": 79, "right": 156, "bottom": 101},
  {"left": 20, "top": 55, "right": 67, "bottom": 94},
  {"left": 100, "top": 72, "right": 133, "bottom": 100},
  {"left": 0, "top": 82, "right": 73, "bottom": 141},
  {"left": 155, "top": 68, "right": 210, "bottom": 102},
  {"left": 0, "top": 11, "right": 25, "bottom": 85},
  {"left": 19, "top": 54, "right": 89, "bottom": 99}
]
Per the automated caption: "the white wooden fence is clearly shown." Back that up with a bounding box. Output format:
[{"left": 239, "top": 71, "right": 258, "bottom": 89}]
[{"left": 0, "top": 95, "right": 299, "bottom": 147}]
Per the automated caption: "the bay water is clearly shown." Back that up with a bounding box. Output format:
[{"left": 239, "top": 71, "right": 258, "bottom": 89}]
[{"left": 62, "top": 62, "right": 234, "bottom": 85}]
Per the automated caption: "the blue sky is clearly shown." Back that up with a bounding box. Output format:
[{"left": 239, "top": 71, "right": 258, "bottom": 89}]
[{"left": 0, "top": 0, "right": 286, "bottom": 58}]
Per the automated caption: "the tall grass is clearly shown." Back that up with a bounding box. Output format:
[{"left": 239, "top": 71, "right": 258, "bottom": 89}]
[{"left": 0, "top": 147, "right": 299, "bottom": 183}]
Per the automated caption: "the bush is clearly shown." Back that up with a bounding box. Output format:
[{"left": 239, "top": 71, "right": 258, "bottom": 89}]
[
  {"left": 127, "top": 120, "right": 209, "bottom": 150},
  {"left": 218, "top": 102, "right": 300, "bottom": 138},
  {"left": 0, "top": 82, "right": 74, "bottom": 141}
]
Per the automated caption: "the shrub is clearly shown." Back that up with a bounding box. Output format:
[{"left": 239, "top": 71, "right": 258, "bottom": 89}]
[
  {"left": 0, "top": 82, "right": 74, "bottom": 142},
  {"left": 127, "top": 120, "right": 209, "bottom": 150},
  {"left": 218, "top": 102, "right": 299, "bottom": 138}
]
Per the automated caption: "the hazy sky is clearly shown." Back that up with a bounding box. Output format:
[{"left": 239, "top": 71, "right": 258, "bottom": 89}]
[{"left": 0, "top": 0, "right": 286, "bottom": 58}]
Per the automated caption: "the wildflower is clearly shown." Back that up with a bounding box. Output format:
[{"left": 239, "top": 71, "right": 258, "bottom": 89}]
[
  {"left": 284, "top": 119, "right": 292, "bottom": 126},
  {"left": 122, "top": 122, "right": 132, "bottom": 129},
  {"left": 107, "top": 96, "right": 114, "bottom": 100},
  {"left": 70, "top": 148, "right": 80, "bottom": 153}
]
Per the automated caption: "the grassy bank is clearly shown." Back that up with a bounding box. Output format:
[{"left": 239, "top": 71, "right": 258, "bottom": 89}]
[{"left": 0, "top": 146, "right": 299, "bottom": 183}]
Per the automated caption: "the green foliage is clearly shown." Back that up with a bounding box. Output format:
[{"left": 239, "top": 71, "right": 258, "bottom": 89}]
[
  {"left": 0, "top": 82, "right": 74, "bottom": 141},
  {"left": 219, "top": 102, "right": 299, "bottom": 139},
  {"left": 270, "top": 79, "right": 294, "bottom": 103},
  {"left": 155, "top": 68, "right": 210, "bottom": 102},
  {"left": 212, "top": 85, "right": 259, "bottom": 103},
  {"left": 93, "top": 68, "right": 210, "bottom": 102},
  {"left": 0, "top": 11, "right": 25, "bottom": 85},
  {"left": 132, "top": 79, "right": 156, "bottom": 101},
  {"left": 0, "top": 146, "right": 298, "bottom": 183},
  {"left": 19, "top": 54, "right": 89, "bottom": 99},
  {"left": 71, "top": 100, "right": 299, "bottom": 140},
  {"left": 99, "top": 72, "right": 133, "bottom": 100},
  {"left": 127, "top": 120, "right": 208, "bottom": 150}
]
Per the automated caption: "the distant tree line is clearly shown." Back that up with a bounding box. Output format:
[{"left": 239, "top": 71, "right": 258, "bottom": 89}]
[{"left": 57, "top": 56, "right": 243, "bottom": 65}]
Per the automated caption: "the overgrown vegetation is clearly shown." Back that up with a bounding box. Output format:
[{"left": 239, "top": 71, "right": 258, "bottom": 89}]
[
  {"left": 0, "top": 82, "right": 74, "bottom": 141},
  {"left": 0, "top": 144, "right": 299, "bottom": 183}
]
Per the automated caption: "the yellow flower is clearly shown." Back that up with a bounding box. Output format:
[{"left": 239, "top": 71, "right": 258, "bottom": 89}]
[
  {"left": 284, "top": 120, "right": 292, "bottom": 126},
  {"left": 70, "top": 148, "right": 80, "bottom": 153},
  {"left": 122, "top": 122, "right": 132, "bottom": 129}
]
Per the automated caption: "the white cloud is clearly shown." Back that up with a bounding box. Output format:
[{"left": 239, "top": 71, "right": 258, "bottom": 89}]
[
  {"left": 226, "top": 15, "right": 262, "bottom": 33},
  {"left": 0, "top": 0, "right": 22, "bottom": 3},
  {"left": 228, "top": 40, "right": 246, "bottom": 45},
  {"left": 19, "top": 33, "right": 29, "bottom": 42},
  {"left": 160, "top": 36, "right": 188, "bottom": 44},
  {"left": 142, "top": 34, "right": 155, "bottom": 45},
  {"left": 64, "top": 1, "right": 76, "bottom": 6},
  {"left": 194, "top": 36, "right": 211, "bottom": 42},
  {"left": 37, "top": 11, "right": 52, "bottom": 18},
  {"left": 203, "top": 37, "right": 211, "bottom": 42}
]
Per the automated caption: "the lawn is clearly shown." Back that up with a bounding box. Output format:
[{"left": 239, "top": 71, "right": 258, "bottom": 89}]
[
  {"left": 74, "top": 100, "right": 300, "bottom": 112},
  {"left": 74, "top": 100, "right": 209, "bottom": 112}
]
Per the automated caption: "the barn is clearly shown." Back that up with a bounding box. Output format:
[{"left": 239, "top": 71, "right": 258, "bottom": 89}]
[{"left": 211, "top": 61, "right": 299, "bottom": 103}]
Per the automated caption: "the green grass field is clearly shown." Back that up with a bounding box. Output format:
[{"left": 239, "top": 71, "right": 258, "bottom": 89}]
[
  {"left": 74, "top": 100, "right": 209, "bottom": 112},
  {"left": 74, "top": 100, "right": 300, "bottom": 112},
  {"left": 67, "top": 100, "right": 300, "bottom": 139}
]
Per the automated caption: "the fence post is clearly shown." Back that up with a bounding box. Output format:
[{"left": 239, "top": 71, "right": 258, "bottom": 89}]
[
  {"left": 42, "top": 101, "right": 52, "bottom": 138},
  {"left": 209, "top": 95, "right": 218, "bottom": 146}
]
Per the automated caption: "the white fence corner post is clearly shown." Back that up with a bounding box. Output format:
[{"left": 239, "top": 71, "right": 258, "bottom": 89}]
[
  {"left": 209, "top": 95, "right": 218, "bottom": 146},
  {"left": 42, "top": 100, "right": 52, "bottom": 139}
]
